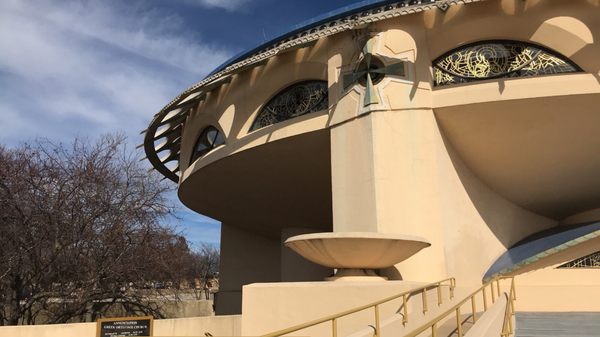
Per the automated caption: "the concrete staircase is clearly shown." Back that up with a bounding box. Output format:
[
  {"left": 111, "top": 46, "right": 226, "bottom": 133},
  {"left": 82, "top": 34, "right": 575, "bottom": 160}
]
[{"left": 515, "top": 312, "right": 600, "bottom": 337}]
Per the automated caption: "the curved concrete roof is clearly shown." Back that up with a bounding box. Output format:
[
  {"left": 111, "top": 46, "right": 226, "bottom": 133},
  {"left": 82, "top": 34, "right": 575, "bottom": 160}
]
[
  {"left": 484, "top": 222, "right": 600, "bottom": 281},
  {"left": 142, "top": 0, "right": 485, "bottom": 182},
  {"left": 209, "top": 0, "right": 439, "bottom": 77}
]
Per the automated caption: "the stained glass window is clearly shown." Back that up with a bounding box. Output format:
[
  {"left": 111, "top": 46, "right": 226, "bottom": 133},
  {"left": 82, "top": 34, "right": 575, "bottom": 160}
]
[
  {"left": 557, "top": 251, "right": 600, "bottom": 269},
  {"left": 250, "top": 80, "right": 328, "bottom": 131},
  {"left": 190, "top": 126, "right": 225, "bottom": 164},
  {"left": 433, "top": 41, "right": 581, "bottom": 87}
]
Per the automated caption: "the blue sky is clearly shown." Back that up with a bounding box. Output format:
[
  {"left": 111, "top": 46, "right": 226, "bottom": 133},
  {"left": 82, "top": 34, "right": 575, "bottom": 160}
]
[{"left": 0, "top": 0, "right": 356, "bottom": 249}]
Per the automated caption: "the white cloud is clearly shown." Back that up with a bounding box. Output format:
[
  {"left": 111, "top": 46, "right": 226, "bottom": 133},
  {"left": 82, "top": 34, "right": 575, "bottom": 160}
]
[
  {"left": 0, "top": 0, "right": 233, "bottom": 145},
  {"left": 175, "top": 0, "right": 252, "bottom": 11},
  {"left": 0, "top": 0, "right": 226, "bottom": 244}
]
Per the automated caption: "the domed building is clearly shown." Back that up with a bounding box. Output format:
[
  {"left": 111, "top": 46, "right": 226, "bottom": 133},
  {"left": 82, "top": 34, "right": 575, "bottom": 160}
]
[{"left": 143, "top": 0, "right": 600, "bottom": 335}]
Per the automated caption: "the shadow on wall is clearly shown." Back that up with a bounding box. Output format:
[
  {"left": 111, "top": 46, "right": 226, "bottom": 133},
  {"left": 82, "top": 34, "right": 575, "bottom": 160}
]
[
  {"left": 437, "top": 129, "right": 556, "bottom": 250},
  {"left": 379, "top": 266, "right": 403, "bottom": 280}
]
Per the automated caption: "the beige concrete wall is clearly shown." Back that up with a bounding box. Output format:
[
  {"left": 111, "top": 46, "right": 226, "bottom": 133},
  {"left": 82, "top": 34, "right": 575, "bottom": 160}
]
[
  {"left": 326, "top": 0, "right": 600, "bottom": 286},
  {"left": 280, "top": 228, "right": 332, "bottom": 282},
  {"left": 216, "top": 223, "right": 281, "bottom": 315},
  {"left": 154, "top": 315, "right": 241, "bottom": 336},
  {"left": 160, "top": 300, "right": 214, "bottom": 319},
  {"left": 464, "top": 294, "right": 508, "bottom": 337},
  {"left": 328, "top": 18, "right": 558, "bottom": 284},
  {"left": 0, "top": 321, "right": 96, "bottom": 337},
  {"left": 425, "top": 0, "right": 599, "bottom": 73},
  {"left": 345, "top": 286, "right": 504, "bottom": 337},
  {"left": 240, "top": 279, "right": 519, "bottom": 337},
  {"left": 241, "top": 280, "right": 468, "bottom": 337},
  {"left": 182, "top": 44, "right": 331, "bottom": 176},
  {"left": 177, "top": 0, "right": 600, "bottom": 317},
  {"left": 217, "top": 225, "right": 333, "bottom": 314},
  {"left": 515, "top": 266, "right": 600, "bottom": 312},
  {"left": 0, "top": 315, "right": 241, "bottom": 337},
  {"left": 330, "top": 104, "right": 556, "bottom": 285}
]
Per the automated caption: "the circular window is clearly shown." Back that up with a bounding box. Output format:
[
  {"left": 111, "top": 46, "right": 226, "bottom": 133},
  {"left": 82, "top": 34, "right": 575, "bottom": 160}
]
[{"left": 357, "top": 56, "right": 385, "bottom": 86}]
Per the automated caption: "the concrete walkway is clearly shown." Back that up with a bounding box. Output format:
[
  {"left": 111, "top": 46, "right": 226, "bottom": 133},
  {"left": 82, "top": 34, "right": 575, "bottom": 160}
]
[{"left": 516, "top": 312, "right": 600, "bottom": 337}]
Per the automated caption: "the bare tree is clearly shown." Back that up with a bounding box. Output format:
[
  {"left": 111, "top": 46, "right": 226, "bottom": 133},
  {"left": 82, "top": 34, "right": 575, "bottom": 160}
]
[
  {"left": 187, "top": 245, "right": 220, "bottom": 300},
  {"left": 0, "top": 134, "right": 202, "bottom": 325}
]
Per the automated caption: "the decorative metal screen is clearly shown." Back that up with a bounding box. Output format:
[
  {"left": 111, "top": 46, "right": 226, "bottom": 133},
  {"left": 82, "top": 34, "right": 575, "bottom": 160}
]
[
  {"left": 433, "top": 41, "right": 581, "bottom": 87},
  {"left": 190, "top": 126, "right": 225, "bottom": 164},
  {"left": 557, "top": 251, "right": 600, "bottom": 269},
  {"left": 250, "top": 80, "right": 328, "bottom": 131}
]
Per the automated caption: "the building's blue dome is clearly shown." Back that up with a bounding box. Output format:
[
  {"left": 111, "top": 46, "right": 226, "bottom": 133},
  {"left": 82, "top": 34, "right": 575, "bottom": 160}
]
[{"left": 207, "top": 0, "right": 434, "bottom": 77}]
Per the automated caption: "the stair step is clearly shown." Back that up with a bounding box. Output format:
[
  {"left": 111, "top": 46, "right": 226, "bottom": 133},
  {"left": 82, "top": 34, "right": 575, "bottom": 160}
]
[{"left": 516, "top": 312, "right": 600, "bottom": 337}]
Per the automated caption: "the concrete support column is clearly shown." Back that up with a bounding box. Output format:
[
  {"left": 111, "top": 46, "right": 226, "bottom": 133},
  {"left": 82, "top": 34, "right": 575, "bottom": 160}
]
[
  {"left": 216, "top": 224, "right": 281, "bottom": 315},
  {"left": 216, "top": 225, "right": 334, "bottom": 315},
  {"left": 281, "top": 228, "right": 332, "bottom": 281},
  {"left": 329, "top": 108, "right": 448, "bottom": 281},
  {"left": 327, "top": 25, "right": 449, "bottom": 281},
  {"left": 330, "top": 115, "right": 379, "bottom": 232}
]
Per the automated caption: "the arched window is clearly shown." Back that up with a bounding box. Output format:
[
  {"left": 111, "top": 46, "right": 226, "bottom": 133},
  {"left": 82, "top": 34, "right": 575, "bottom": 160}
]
[
  {"left": 190, "top": 126, "right": 225, "bottom": 164},
  {"left": 557, "top": 251, "right": 600, "bottom": 269},
  {"left": 250, "top": 80, "right": 328, "bottom": 131},
  {"left": 433, "top": 40, "right": 581, "bottom": 87}
]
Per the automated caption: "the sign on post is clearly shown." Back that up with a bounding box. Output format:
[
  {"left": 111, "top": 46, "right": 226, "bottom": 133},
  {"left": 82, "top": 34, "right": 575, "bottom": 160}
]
[{"left": 96, "top": 316, "right": 154, "bottom": 337}]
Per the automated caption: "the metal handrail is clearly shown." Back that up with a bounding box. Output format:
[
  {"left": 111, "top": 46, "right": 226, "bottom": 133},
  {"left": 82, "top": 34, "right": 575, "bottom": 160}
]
[
  {"left": 501, "top": 277, "right": 517, "bottom": 337},
  {"left": 260, "top": 277, "right": 456, "bottom": 337},
  {"left": 403, "top": 276, "right": 516, "bottom": 337}
]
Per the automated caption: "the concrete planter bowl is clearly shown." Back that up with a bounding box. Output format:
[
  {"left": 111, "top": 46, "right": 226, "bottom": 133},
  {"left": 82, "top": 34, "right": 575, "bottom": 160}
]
[{"left": 285, "top": 232, "right": 431, "bottom": 281}]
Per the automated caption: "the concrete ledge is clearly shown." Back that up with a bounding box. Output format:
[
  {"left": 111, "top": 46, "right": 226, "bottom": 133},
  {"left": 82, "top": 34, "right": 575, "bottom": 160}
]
[
  {"left": 465, "top": 294, "right": 507, "bottom": 337},
  {"left": 432, "top": 73, "right": 600, "bottom": 109},
  {"left": 241, "top": 280, "right": 469, "bottom": 337}
]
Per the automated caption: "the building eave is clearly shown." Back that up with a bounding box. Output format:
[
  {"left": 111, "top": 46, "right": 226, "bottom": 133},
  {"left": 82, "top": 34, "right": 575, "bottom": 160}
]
[{"left": 142, "top": 0, "right": 487, "bottom": 182}]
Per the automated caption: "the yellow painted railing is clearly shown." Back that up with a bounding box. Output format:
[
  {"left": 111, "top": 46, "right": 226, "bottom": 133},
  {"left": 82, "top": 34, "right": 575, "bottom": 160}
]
[
  {"left": 403, "top": 276, "right": 516, "bottom": 337},
  {"left": 260, "top": 277, "right": 456, "bottom": 337},
  {"left": 501, "top": 277, "right": 517, "bottom": 337}
]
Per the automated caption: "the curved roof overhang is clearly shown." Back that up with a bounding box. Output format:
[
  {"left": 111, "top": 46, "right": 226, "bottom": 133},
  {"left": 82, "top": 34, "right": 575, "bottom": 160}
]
[
  {"left": 484, "top": 222, "right": 600, "bottom": 281},
  {"left": 142, "top": 0, "right": 486, "bottom": 182}
]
